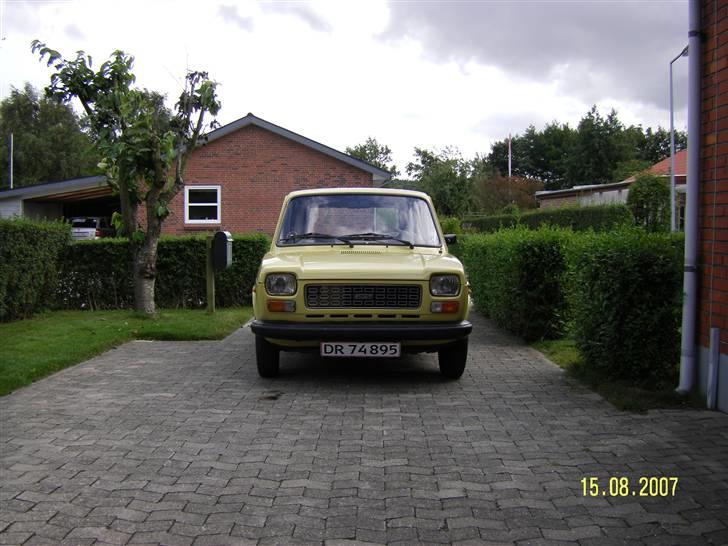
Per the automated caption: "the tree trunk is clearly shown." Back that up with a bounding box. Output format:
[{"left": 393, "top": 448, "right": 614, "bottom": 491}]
[{"left": 133, "top": 238, "right": 159, "bottom": 316}]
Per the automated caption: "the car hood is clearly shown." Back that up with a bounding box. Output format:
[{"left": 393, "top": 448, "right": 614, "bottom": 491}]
[{"left": 261, "top": 247, "right": 463, "bottom": 281}]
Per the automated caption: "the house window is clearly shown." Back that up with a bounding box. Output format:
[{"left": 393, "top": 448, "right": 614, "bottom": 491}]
[{"left": 185, "top": 185, "right": 221, "bottom": 224}]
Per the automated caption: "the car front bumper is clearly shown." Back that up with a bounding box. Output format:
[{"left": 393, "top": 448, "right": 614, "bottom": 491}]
[{"left": 250, "top": 320, "right": 472, "bottom": 342}]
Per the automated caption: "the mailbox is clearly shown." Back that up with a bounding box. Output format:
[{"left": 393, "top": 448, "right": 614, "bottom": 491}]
[{"left": 212, "top": 231, "right": 233, "bottom": 271}]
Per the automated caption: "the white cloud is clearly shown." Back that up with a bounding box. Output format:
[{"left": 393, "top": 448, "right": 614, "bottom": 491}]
[{"left": 0, "top": 0, "right": 689, "bottom": 176}]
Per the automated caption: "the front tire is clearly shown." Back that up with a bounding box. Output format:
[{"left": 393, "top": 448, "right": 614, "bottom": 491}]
[
  {"left": 256, "top": 335, "right": 280, "bottom": 377},
  {"left": 438, "top": 338, "right": 468, "bottom": 379}
]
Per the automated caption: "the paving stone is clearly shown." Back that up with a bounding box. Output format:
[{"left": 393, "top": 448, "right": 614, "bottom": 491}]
[
  {"left": 128, "top": 530, "right": 193, "bottom": 545},
  {"left": 1, "top": 312, "right": 726, "bottom": 546}
]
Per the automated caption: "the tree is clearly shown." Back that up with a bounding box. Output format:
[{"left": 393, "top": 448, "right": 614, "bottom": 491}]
[
  {"left": 487, "top": 123, "right": 575, "bottom": 190},
  {"left": 405, "top": 146, "right": 452, "bottom": 179},
  {"left": 33, "top": 41, "right": 221, "bottom": 315},
  {"left": 0, "top": 83, "right": 99, "bottom": 188},
  {"left": 406, "top": 147, "right": 472, "bottom": 216},
  {"left": 346, "top": 137, "right": 400, "bottom": 177},
  {"left": 565, "top": 106, "right": 623, "bottom": 185},
  {"left": 627, "top": 173, "right": 670, "bottom": 232},
  {"left": 421, "top": 161, "right": 472, "bottom": 217},
  {"left": 484, "top": 108, "right": 686, "bottom": 190},
  {"left": 612, "top": 158, "right": 652, "bottom": 182},
  {"left": 639, "top": 126, "right": 687, "bottom": 165},
  {"left": 472, "top": 171, "right": 543, "bottom": 214}
]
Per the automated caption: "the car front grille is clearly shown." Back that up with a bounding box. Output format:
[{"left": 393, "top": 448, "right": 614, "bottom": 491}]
[{"left": 305, "top": 284, "right": 421, "bottom": 309}]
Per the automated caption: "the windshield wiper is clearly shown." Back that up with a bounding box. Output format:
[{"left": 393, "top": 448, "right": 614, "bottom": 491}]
[
  {"left": 342, "top": 232, "right": 414, "bottom": 249},
  {"left": 280, "top": 232, "right": 352, "bottom": 246}
]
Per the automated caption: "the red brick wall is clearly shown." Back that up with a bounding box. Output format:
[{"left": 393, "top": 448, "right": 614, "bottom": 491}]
[
  {"left": 698, "top": 0, "right": 728, "bottom": 349},
  {"left": 158, "top": 124, "right": 373, "bottom": 236}
]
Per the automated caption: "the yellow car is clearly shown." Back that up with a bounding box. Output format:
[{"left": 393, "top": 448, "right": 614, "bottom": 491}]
[{"left": 250, "top": 188, "right": 472, "bottom": 378}]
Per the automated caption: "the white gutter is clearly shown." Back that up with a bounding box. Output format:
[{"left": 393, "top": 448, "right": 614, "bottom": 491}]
[{"left": 677, "top": 0, "right": 701, "bottom": 394}]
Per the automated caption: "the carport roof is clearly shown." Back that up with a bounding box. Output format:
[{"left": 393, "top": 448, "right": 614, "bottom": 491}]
[{"left": 0, "top": 175, "right": 110, "bottom": 201}]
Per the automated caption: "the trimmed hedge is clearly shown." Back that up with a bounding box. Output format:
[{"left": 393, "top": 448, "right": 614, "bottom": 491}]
[
  {"left": 461, "top": 226, "right": 684, "bottom": 386},
  {"left": 56, "top": 234, "right": 270, "bottom": 310},
  {"left": 0, "top": 218, "right": 71, "bottom": 321},
  {"left": 568, "top": 229, "right": 683, "bottom": 386},
  {"left": 461, "top": 227, "right": 572, "bottom": 341},
  {"left": 467, "top": 204, "right": 631, "bottom": 233}
]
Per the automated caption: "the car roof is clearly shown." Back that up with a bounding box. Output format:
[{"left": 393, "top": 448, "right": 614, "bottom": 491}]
[{"left": 284, "top": 187, "right": 431, "bottom": 200}]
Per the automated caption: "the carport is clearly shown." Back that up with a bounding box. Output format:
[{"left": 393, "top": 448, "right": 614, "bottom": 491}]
[{"left": 0, "top": 175, "right": 118, "bottom": 221}]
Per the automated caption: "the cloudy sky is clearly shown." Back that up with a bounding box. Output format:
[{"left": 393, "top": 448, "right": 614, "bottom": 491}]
[{"left": 1, "top": 0, "right": 689, "bottom": 174}]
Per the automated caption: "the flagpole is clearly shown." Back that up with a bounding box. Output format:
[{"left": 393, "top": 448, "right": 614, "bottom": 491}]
[{"left": 508, "top": 133, "right": 512, "bottom": 179}]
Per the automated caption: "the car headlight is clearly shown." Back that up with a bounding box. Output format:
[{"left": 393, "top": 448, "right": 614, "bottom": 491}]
[
  {"left": 265, "top": 273, "right": 297, "bottom": 296},
  {"left": 430, "top": 274, "right": 460, "bottom": 296}
]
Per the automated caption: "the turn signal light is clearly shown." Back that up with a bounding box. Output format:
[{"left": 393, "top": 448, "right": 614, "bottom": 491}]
[
  {"left": 431, "top": 301, "right": 459, "bottom": 313},
  {"left": 267, "top": 299, "right": 296, "bottom": 312}
]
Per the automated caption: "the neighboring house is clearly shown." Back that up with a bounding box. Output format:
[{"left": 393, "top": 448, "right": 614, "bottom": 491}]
[
  {"left": 0, "top": 113, "right": 391, "bottom": 235},
  {"left": 535, "top": 149, "right": 688, "bottom": 210}
]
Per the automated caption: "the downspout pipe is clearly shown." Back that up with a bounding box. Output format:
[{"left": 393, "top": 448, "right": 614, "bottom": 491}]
[{"left": 678, "top": 0, "right": 701, "bottom": 394}]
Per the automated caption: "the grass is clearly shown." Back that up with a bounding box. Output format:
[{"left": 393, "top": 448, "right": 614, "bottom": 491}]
[
  {"left": 532, "top": 337, "right": 702, "bottom": 413},
  {"left": 0, "top": 307, "right": 253, "bottom": 396}
]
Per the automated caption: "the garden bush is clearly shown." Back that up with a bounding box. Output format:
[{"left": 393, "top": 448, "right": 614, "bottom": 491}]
[
  {"left": 627, "top": 173, "right": 670, "bottom": 232},
  {"left": 461, "top": 226, "right": 572, "bottom": 341},
  {"left": 56, "top": 233, "right": 270, "bottom": 310},
  {"left": 567, "top": 229, "right": 683, "bottom": 386},
  {"left": 439, "top": 216, "right": 463, "bottom": 235},
  {"left": 467, "top": 204, "right": 631, "bottom": 233},
  {"left": 0, "top": 218, "right": 71, "bottom": 321}
]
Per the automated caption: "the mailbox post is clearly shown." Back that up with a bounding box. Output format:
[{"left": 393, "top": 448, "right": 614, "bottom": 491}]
[{"left": 207, "top": 231, "right": 233, "bottom": 314}]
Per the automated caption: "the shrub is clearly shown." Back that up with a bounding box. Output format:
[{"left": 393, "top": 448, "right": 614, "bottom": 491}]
[
  {"left": 567, "top": 229, "right": 683, "bottom": 386},
  {"left": 465, "top": 213, "right": 517, "bottom": 233},
  {"left": 627, "top": 173, "right": 670, "bottom": 232},
  {"left": 467, "top": 204, "right": 631, "bottom": 233},
  {"left": 439, "top": 216, "right": 463, "bottom": 235},
  {"left": 56, "top": 238, "right": 133, "bottom": 310},
  {"left": 461, "top": 226, "right": 572, "bottom": 341},
  {"left": 56, "top": 233, "right": 270, "bottom": 310},
  {"left": 0, "top": 218, "right": 70, "bottom": 321}
]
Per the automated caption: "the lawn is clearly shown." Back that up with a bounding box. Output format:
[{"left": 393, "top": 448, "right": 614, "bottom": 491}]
[
  {"left": 532, "top": 337, "right": 702, "bottom": 412},
  {"left": 0, "top": 307, "right": 252, "bottom": 396}
]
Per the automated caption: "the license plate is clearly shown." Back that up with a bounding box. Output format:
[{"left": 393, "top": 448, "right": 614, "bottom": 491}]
[{"left": 321, "top": 342, "right": 401, "bottom": 358}]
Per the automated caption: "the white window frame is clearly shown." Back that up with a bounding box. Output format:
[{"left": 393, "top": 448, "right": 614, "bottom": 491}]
[{"left": 184, "top": 185, "right": 221, "bottom": 224}]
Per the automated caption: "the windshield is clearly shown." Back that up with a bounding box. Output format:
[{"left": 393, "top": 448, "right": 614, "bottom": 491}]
[
  {"left": 277, "top": 194, "right": 441, "bottom": 247},
  {"left": 71, "top": 218, "right": 99, "bottom": 228}
]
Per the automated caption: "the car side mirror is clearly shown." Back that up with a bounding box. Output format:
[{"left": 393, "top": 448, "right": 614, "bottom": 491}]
[{"left": 444, "top": 234, "right": 457, "bottom": 245}]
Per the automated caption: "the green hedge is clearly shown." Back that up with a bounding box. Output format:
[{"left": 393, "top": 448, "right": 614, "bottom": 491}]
[
  {"left": 467, "top": 204, "right": 632, "bottom": 233},
  {"left": 568, "top": 229, "right": 683, "bottom": 386},
  {"left": 461, "top": 226, "right": 684, "bottom": 385},
  {"left": 56, "top": 234, "right": 270, "bottom": 310},
  {"left": 461, "top": 227, "right": 572, "bottom": 341},
  {"left": 0, "top": 219, "right": 71, "bottom": 321}
]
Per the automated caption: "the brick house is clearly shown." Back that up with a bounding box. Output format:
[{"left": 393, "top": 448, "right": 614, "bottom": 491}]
[
  {"left": 0, "top": 114, "right": 391, "bottom": 234},
  {"left": 162, "top": 113, "right": 390, "bottom": 235},
  {"left": 696, "top": 0, "right": 727, "bottom": 410}
]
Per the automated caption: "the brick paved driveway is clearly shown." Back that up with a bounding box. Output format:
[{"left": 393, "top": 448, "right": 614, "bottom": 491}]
[{"left": 1, "top": 313, "right": 727, "bottom": 546}]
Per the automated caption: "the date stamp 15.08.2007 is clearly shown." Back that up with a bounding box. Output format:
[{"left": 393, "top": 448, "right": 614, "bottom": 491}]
[{"left": 581, "top": 477, "right": 679, "bottom": 497}]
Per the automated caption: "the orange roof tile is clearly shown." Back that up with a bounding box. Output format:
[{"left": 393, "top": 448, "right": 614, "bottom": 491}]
[{"left": 649, "top": 149, "right": 687, "bottom": 176}]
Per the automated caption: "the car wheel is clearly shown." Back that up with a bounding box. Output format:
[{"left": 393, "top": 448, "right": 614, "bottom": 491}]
[
  {"left": 438, "top": 338, "right": 468, "bottom": 379},
  {"left": 255, "top": 335, "right": 280, "bottom": 377}
]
